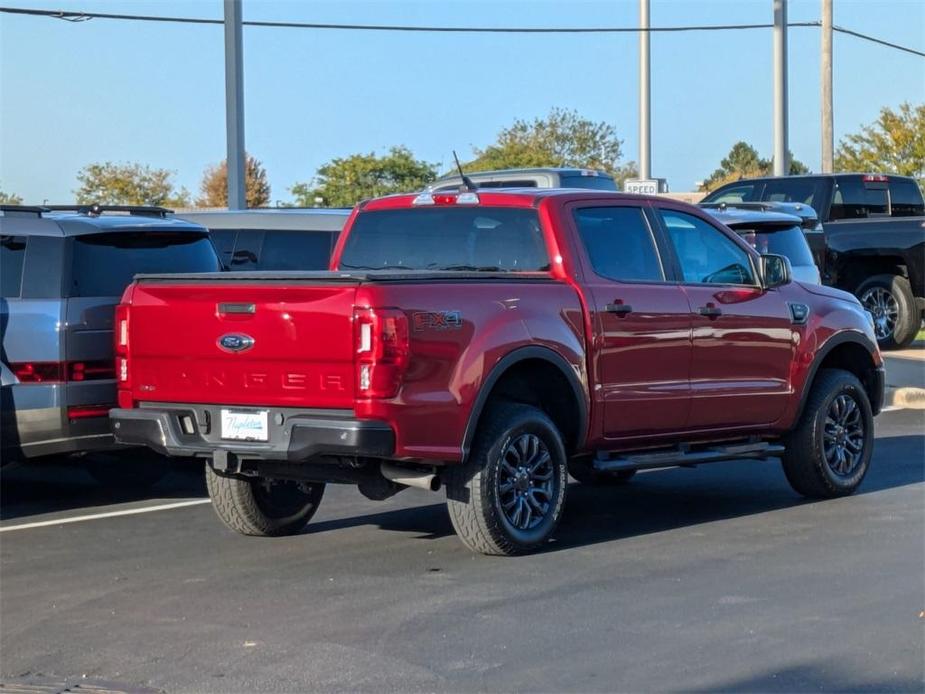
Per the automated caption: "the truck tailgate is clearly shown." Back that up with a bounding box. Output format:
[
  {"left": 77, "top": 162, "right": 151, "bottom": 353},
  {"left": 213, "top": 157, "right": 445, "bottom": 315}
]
[{"left": 128, "top": 279, "right": 359, "bottom": 408}]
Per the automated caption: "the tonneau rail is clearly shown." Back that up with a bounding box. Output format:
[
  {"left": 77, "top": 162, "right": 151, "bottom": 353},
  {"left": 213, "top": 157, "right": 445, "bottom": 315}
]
[{"left": 132, "top": 270, "right": 557, "bottom": 283}]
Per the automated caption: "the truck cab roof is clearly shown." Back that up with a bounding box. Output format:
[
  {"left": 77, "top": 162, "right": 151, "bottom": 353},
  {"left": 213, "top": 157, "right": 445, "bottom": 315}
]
[{"left": 432, "top": 167, "right": 617, "bottom": 192}]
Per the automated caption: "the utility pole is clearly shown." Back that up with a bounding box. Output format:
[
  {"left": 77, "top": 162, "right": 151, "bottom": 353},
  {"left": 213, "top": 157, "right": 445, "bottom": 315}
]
[
  {"left": 224, "top": 0, "right": 246, "bottom": 209},
  {"left": 821, "top": 0, "right": 834, "bottom": 172},
  {"left": 772, "top": 0, "right": 789, "bottom": 176},
  {"left": 638, "top": 0, "right": 651, "bottom": 180}
]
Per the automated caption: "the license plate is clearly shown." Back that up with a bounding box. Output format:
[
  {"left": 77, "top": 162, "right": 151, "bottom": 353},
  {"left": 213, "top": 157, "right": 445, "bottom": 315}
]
[{"left": 220, "top": 409, "right": 269, "bottom": 442}]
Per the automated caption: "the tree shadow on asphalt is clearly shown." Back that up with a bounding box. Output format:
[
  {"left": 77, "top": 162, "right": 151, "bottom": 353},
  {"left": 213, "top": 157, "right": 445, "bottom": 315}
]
[
  {"left": 0, "top": 458, "right": 206, "bottom": 521},
  {"left": 687, "top": 660, "right": 924, "bottom": 692},
  {"left": 303, "top": 433, "right": 925, "bottom": 550}
]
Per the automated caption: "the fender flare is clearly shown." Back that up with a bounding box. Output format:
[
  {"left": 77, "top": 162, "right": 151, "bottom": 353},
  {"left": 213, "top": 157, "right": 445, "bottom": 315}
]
[
  {"left": 794, "top": 331, "right": 882, "bottom": 421},
  {"left": 460, "top": 345, "right": 589, "bottom": 462}
]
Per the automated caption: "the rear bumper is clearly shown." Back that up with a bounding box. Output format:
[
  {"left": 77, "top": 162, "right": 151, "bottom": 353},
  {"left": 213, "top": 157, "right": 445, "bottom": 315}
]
[
  {"left": 1, "top": 384, "right": 118, "bottom": 461},
  {"left": 109, "top": 405, "right": 395, "bottom": 462}
]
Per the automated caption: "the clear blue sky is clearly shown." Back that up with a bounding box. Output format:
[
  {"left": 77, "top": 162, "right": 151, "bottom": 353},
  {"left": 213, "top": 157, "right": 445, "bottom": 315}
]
[{"left": 1, "top": 0, "right": 923, "bottom": 204}]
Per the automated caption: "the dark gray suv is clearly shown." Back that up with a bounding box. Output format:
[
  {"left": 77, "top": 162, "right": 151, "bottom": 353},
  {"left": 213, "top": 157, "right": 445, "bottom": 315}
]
[{"left": 1, "top": 205, "right": 220, "bottom": 474}]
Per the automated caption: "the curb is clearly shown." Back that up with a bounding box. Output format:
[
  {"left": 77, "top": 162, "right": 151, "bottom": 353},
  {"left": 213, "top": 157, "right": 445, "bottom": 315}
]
[{"left": 883, "top": 386, "right": 925, "bottom": 411}]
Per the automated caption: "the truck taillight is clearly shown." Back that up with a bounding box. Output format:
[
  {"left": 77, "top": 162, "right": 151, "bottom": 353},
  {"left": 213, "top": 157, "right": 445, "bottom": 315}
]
[
  {"left": 114, "top": 304, "right": 132, "bottom": 404},
  {"left": 115, "top": 304, "right": 130, "bottom": 356},
  {"left": 10, "top": 362, "right": 65, "bottom": 383},
  {"left": 354, "top": 307, "right": 410, "bottom": 398}
]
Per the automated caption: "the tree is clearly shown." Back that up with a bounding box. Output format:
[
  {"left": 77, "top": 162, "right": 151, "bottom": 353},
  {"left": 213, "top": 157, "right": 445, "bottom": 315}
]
[
  {"left": 291, "top": 146, "right": 437, "bottom": 207},
  {"left": 700, "top": 142, "right": 809, "bottom": 191},
  {"left": 835, "top": 102, "right": 925, "bottom": 186},
  {"left": 0, "top": 189, "right": 23, "bottom": 205},
  {"left": 465, "top": 108, "right": 638, "bottom": 187},
  {"left": 74, "top": 162, "right": 190, "bottom": 207},
  {"left": 197, "top": 154, "right": 271, "bottom": 208}
]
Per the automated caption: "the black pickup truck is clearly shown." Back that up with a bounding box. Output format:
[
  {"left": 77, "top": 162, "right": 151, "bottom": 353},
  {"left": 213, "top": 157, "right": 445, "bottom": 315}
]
[{"left": 703, "top": 173, "right": 925, "bottom": 349}]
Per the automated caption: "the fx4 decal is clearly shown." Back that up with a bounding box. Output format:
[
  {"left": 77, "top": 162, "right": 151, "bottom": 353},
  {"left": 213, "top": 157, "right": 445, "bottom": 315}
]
[{"left": 412, "top": 310, "right": 462, "bottom": 331}]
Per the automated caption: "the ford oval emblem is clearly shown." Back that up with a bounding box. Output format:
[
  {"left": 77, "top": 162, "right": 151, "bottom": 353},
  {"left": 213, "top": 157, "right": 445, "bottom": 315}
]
[{"left": 217, "top": 333, "right": 255, "bottom": 353}]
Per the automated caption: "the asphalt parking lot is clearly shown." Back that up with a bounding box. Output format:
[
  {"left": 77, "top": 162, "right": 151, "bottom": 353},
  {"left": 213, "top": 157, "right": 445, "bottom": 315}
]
[{"left": 1, "top": 408, "right": 923, "bottom": 693}]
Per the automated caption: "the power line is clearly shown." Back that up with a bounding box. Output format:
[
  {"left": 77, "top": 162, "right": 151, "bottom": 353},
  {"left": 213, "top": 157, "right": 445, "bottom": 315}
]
[
  {"left": 832, "top": 24, "right": 925, "bottom": 58},
  {"left": 0, "top": 5, "right": 922, "bottom": 57},
  {"left": 0, "top": 6, "right": 816, "bottom": 32}
]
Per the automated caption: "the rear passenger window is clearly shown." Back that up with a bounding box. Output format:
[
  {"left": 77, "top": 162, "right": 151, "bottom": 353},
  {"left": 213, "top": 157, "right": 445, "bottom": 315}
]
[
  {"left": 660, "top": 210, "right": 757, "bottom": 285},
  {"left": 573, "top": 207, "right": 663, "bottom": 282},
  {"left": 1, "top": 235, "right": 26, "bottom": 297},
  {"left": 258, "top": 230, "right": 335, "bottom": 271}
]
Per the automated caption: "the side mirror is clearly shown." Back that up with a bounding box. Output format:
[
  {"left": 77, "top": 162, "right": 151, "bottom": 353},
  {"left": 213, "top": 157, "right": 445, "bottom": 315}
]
[{"left": 761, "top": 254, "right": 792, "bottom": 289}]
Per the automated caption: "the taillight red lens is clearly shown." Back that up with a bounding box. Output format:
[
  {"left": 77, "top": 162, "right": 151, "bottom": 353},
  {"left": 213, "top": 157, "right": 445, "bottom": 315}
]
[
  {"left": 115, "top": 304, "right": 130, "bottom": 356},
  {"left": 354, "top": 307, "right": 410, "bottom": 398},
  {"left": 114, "top": 303, "right": 132, "bottom": 396},
  {"left": 67, "top": 405, "right": 112, "bottom": 420},
  {"left": 11, "top": 361, "right": 115, "bottom": 383},
  {"left": 68, "top": 361, "right": 116, "bottom": 381},
  {"left": 11, "top": 362, "right": 65, "bottom": 383}
]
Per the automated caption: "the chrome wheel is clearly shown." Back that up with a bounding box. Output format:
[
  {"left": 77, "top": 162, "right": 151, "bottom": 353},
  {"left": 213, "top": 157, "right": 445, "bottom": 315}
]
[
  {"left": 823, "top": 394, "right": 865, "bottom": 477},
  {"left": 860, "top": 286, "right": 898, "bottom": 341},
  {"left": 497, "top": 433, "right": 554, "bottom": 531}
]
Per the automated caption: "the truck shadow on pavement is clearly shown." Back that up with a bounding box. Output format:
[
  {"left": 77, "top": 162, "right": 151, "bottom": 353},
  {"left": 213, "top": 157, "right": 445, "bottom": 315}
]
[
  {"left": 303, "top": 433, "right": 925, "bottom": 550},
  {"left": 0, "top": 458, "right": 206, "bottom": 521}
]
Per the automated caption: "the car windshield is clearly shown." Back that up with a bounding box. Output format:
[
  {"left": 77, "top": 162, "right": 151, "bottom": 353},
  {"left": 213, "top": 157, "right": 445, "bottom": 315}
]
[
  {"left": 69, "top": 231, "right": 220, "bottom": 296},
  {"left": 339, "top": 207, "right": 550, "bottom": 272},
  {"left": 736, "top": 224, "right": 815, "bottom": 266}
]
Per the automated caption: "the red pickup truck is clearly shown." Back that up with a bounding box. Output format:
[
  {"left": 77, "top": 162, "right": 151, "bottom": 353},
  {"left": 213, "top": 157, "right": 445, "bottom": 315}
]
[{"left": 110, "top": 189, "right": 884, "bottom": 555}]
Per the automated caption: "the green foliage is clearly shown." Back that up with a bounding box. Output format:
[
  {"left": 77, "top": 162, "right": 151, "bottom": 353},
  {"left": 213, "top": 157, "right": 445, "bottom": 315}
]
[
  {"left": 0, "top": 189, "right": 23, "bottom": 205},
  {"left": 197, "top": 154, "right": 271, "bottom": 208},
  {"left": 465, "top": 108, "right": 637, "bottom": 187},
  {"left": 74, "top": 162, "right": 190, "bottom": 207},
  {"left": 291, "top": 147, "right": 438, "bottom": 208},
  {"left": 701, "top": 142, "right": 808, "bottom": 191},
  {"left": 835, "top": 102, "right": 925, "bottom": 186}
]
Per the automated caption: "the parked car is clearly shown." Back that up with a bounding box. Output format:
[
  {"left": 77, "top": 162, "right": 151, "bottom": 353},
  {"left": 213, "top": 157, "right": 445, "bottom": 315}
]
[
  {"left": 431, "top": 167, "right": 617, "bottom": 192},
  {"left": 176, "top": 209, "right": 350, "bottom": 271},
  {"left": 700, "top": 203, "right": 821, "bottom": 284},
  {"left": 0, "top": 204, "right": 220, "bottom": 484},
  {"left": 111, "top": 189, "right": 883, "bottom": 555},
  {"left": 702, "top": 173, "right": 925, "bottom": 349}
]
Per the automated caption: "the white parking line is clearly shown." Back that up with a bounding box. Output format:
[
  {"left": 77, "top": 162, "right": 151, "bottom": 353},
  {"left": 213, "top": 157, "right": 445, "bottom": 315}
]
[{"left": 0, "top": 499, "right": 211, "bottom": 532}]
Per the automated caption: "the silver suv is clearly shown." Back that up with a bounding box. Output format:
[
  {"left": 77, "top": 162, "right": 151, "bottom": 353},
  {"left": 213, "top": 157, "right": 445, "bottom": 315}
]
[{"left": 0, "top": 205, "right": 220, "bottom": 472}]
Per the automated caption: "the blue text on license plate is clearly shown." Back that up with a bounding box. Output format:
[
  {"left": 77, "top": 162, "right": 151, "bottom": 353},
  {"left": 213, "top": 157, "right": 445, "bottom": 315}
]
[{"left": 220, "top": 409, "right": 269, "bottom": 441}]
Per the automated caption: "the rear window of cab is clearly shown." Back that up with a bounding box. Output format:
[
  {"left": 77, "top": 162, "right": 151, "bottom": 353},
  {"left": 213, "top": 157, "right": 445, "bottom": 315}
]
[{"left": 338, "top": 207, "right": 550, "bottom": 272}]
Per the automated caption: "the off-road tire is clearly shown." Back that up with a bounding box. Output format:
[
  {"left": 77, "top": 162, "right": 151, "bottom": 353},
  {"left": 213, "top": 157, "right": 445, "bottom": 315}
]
[
  {"left": 445, "top": 402, "right": 568, "bottom": 556},
  {"left": 206, "top": 464, "right": 325, "bottom": 537},
  {"left": 568, "top": 458, "right": 637, "bottom": 485},
  {"left": 781, "top": 369, "right": 873, "bottom": 499},
  {"left": 85, "top": 450, "right": 169, "bottom": 490},
  {"left": 856, "top": 274, "right": 918, "bottom": 350}
]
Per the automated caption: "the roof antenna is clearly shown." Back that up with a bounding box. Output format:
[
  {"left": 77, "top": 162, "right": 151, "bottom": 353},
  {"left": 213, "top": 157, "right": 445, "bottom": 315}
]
[{"left": 453, "top": 151, "right": 477, "bottom": 192}]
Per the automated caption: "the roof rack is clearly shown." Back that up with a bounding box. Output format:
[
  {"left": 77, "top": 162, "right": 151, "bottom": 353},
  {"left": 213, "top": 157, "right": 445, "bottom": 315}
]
[
  {"left": 43, "top": 204, "right": 173, "bottom": 218},
  {"left": 0, "top": 204, "right": 50, "bottom": 217}
]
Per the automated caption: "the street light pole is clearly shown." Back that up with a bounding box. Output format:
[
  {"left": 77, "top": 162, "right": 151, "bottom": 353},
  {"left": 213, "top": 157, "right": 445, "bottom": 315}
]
[
  {"left": 224, "top": 0, "right": 246, "bottom": 209},
  {"left": 638, "top": 0, "right": 651, "bottom": 181},
  {"left": 821, "top": 0, "right": 834, "bottom": 173},
  {"left": 772, "top": 0, "right": 789, "bottom": 176}
]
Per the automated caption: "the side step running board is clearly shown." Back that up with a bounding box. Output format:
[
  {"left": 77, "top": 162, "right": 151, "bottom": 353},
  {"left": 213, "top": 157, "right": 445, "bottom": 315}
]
[{"left": 594, "top": 439, "right": 785, "bottom": 473}]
